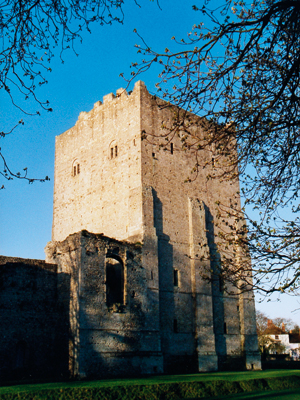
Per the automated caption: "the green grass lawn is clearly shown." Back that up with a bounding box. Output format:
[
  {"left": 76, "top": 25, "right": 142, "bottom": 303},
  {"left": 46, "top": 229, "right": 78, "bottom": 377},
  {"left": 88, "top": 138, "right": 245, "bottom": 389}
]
[
  {"left": 202, "top": 387, "right": 300, "bottom": 400},
  {"left": 1, "top": 370, "right": 300, "bottom": 399}
]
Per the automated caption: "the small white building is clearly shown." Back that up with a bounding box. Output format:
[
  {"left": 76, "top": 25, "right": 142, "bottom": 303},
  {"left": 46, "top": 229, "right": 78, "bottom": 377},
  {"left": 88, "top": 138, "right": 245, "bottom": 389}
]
[{"left": 264, "top": 320, "right": 300, "bottom": 360}]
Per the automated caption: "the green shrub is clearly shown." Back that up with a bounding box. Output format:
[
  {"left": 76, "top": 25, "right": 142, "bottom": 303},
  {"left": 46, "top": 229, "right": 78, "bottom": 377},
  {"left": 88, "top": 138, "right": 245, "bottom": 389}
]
[{"left": 2, "top": 372, "right": 300, "bottom": 400}]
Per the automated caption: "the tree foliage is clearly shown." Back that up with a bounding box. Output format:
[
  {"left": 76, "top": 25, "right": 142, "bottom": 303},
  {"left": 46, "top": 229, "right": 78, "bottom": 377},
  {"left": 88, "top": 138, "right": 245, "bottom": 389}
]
[
  {"left": 0, "top": 0, "right": 133, "bottom": 185},
  {"left": 0, "top": 0, "right": 127, "bottom": 116},
  {"left": 128, "top": 0, "right": 300, "bottom": 295}
]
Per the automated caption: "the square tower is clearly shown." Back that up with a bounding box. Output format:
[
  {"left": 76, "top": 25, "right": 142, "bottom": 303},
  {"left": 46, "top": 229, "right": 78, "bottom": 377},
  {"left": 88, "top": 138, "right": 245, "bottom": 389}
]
[{"left": 49, "top": 81, "right": 261, "bottom": 375}]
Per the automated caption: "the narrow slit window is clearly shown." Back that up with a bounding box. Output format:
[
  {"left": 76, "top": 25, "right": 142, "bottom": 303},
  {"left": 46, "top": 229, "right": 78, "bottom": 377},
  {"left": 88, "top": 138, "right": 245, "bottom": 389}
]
[
  {"left": 72, "top": 160, "right": 80, "bottom": 177},
  {"left": 151, "top": 270, "right": 153, "bottom": 280},
  {"left": 212, "top": 157, "right": 215, "bottom": 167},
  {"left": 224, "top": 322, "right": 227, "bottom": 334},
  {"left": 219, "top": 277, "right": 223, "bottom": 292},
  {"left": 174, "top": 319, "right": 178, "bottom": 333},
  {"left": 173, "top": 269, "right": 179, "bottom": 287},
  {"left": 111, "top": 147, "right": 114, "bottom": 159},
  {"left": 170, "top": 143, "right": 173, "bottom": 154},
  {"left": 115, "top": 145, "right": 118, "bottom": 157}
]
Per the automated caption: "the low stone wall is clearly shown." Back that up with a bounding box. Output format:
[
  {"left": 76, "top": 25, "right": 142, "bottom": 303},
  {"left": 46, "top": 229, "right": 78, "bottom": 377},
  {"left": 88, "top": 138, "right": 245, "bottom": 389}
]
[{"left": 0, "top": 256, "right": 69, "bottom": 381}]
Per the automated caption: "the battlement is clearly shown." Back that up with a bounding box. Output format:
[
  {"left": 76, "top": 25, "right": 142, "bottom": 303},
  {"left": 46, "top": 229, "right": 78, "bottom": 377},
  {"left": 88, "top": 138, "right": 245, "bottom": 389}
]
[{"left": 76, "top": 81, "right": 146, "bottom": 124}]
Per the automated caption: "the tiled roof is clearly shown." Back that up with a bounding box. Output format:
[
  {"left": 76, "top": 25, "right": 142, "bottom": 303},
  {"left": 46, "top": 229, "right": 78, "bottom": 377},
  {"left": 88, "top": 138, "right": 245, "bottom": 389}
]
[{"left": 263, "top": 320, "right": 285, "bottom": 335}]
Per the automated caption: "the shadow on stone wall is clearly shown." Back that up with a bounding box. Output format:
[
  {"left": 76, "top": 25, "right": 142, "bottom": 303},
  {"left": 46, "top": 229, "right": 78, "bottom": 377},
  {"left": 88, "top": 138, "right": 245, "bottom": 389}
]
[
  {"left": 153, "top": 190, "right": 198, "bottom": 374},
  {"left": 205, "top": 205, "right": 228, "bottom": 369},
  {"left": 205, "top": 205, "right": 247, "bottom": 372},
  {"left": 0, "top": 261, "right": 70, "bottom": 382}
]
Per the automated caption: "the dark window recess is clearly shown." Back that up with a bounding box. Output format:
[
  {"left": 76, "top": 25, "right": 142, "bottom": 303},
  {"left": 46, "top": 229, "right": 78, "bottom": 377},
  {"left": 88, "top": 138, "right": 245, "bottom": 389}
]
[
  {"left": 106, "top": 257, "right": 124, "bottom": 307},
  {"left": 212, "top": 157, "right": 215, "bottom": 167},
  {"left": 15, "top": 341, "right": 28, "bottom": 369},
  {"left": 219, "top": 277, "right": 223, "bottom": 292},
  {"left": 115, "top": 145, "right": 118, "bottom": 157},
  {"left": 170, "top": 142, "right": 174, "bottom": 154},
  {"left": 174, "top": 319, "right": 178, "bottom": 333},
  {"left": 173, "top": 269, "right": 179, "bottom": 287},
  {"left": 133, "top": 139, "right": 136, "bottom": 146},
  {"left": 152, "top": 152, "right": 155, "bottom": 158},
  {"left": 131, "top": 290, "right": 135, "bottom": 298},
  {"left": 151, "top": 270, "right": 154, "bottom": 280},
  {"left": 237, "top": 305, "right": 240, "bottom": 312},
  {"left": 111, "top": 147, "right": 114, "bottom": 159},
  {"left": 73, "top": 166, "right": 77, "bottom": 176},
  {"left": 77, "top": 164, "right": 80, "bottom": 174},
  {"left": 224, "top": 322, "right": 227, "bottom": 334}
]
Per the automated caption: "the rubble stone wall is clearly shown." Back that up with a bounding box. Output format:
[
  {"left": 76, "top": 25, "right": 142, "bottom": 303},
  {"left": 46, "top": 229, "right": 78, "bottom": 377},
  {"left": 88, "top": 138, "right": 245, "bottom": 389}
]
[{"left": 0, "top": 256, "right": 69, "bottom": 381}]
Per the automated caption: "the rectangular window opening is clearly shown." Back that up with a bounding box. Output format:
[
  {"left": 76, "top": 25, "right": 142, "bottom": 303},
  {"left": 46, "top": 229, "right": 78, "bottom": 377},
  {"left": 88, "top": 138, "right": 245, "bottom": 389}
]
[
  {"left": 171, "top": 143, "right": 174, "bottom": 154},
  {"left": 151, "top": 270, "right": 153, "bottom": 280},
  {"left": 224, "top": 322, "right": 227, "bottom": 334},
  {"left": 73, "top": 166, "right": 76, "bottom": 176},
  {"left": 111, "top": 147, "right": 114, "bottom": 159},
  {"left": 174, "top": 319, "right": 178, "bottom": 333},
  {"left": 115, "top": 145, "right": 118, "bottom": 157},
  {"left": 152, "top": 152, "right": 155, "bottom": 158},
  {"left": 212, "top": 157, "right": 215, "bottom": 167},
  {"left": 173, "top": 269, "right": 179, "bottom": 287},
  {"left": 77, "top": 164, "right": 80, "bottom": 174}
]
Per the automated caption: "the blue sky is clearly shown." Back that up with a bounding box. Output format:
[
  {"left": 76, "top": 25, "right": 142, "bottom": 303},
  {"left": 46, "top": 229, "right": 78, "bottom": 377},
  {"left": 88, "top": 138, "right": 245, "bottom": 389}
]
[{"left": 1, "top": 0, "right": 299, "bottom": 324}]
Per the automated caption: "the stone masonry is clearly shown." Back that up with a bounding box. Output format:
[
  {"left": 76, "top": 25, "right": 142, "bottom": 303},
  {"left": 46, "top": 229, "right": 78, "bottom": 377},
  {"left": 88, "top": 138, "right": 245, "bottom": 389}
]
[
  {"left": 0, "top": 81, "right": 261, "bottom": 381},
  {"left": 46, "top": 81, "right": 261, "bottom": 376},
  {"left": 0, "top": 256, "right": 69, "bottom": 380}
]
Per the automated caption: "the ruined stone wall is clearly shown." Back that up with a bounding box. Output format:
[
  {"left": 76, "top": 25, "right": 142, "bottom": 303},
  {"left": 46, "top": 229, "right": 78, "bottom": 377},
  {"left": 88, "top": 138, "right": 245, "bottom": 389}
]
[
  {"left": 52, "top": 83, "right": 145, "bottom": 243},
  {"left": 46, "top": 231, "right": 163, "bottom": 379},
  {"left": 0, "top": 256, "right": 69, "bottom": 381}
]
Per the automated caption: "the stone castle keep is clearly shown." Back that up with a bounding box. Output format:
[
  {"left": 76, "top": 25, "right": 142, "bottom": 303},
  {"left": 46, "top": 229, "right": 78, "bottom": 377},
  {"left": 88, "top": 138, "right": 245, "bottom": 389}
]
[{"left": 0, "top": 81, "right": 261, "bottom": 380}]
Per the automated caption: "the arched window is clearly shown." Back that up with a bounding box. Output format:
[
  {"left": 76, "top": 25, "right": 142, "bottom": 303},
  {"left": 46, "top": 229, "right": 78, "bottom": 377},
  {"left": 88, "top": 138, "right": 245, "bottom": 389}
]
[
  {"left": 108, "top": 140, "right": 118, "bottom": 159},
  {"left": 72, "top": 159, "right": 80, "bottom": 176},
  {"left": 106, "top": 256, "right": 124, "bottom": 307}
]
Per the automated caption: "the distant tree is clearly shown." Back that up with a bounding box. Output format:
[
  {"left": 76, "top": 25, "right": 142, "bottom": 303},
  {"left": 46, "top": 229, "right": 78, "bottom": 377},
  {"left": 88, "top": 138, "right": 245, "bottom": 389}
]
[
  {"left": 256, "top": 310, "right": 274, "bottom": 355},
  {"left": 256, "top": 310, "right": 269, "bottom": 336},
  {"left": 128, "top": 0, "right": 300, "bottom": 295},
  {"left": 0, "top": 0, "right": 140, "bottom": 185},
  {"left": 290, "top": 324, "right": 300, "bottom": 334},
  {"left": 272, "top": 317, "right": 295, "bottom": 332},
  {"left": 267, "top": 341, "right": 287, "bottom": 355}
]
